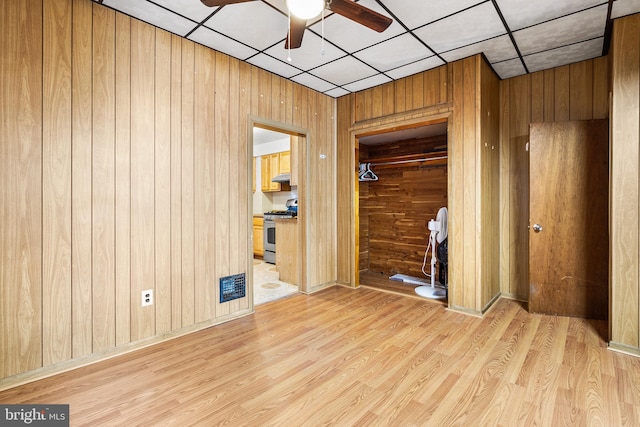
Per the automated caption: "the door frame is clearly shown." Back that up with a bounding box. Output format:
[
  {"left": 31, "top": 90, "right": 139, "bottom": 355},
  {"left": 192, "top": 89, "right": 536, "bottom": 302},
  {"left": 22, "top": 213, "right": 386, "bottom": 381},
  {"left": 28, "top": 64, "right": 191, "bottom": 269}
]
[
  {"left": 350, "top": 113, "right": 451, "bottom": 299},
  {"left": 248, "top": 116, "right": 309, "bottom": 304}
]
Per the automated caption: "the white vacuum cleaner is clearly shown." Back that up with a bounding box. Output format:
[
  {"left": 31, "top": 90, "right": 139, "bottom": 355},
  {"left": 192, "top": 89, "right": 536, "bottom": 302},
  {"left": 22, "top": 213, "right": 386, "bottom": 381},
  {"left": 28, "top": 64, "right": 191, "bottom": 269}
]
[{"left": 415, "top": 207, "right": 448, "bottom": 300}]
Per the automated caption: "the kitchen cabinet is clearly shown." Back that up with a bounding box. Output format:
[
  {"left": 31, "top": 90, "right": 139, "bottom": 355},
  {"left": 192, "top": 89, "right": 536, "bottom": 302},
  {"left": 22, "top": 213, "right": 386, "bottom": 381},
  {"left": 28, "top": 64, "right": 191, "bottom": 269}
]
[
  {"left": 253, "top": 216, "right": 264, "bottom": 257},
  {"left": 275, "top": 218, "right": 298, "bottom": 285},
  {"left": 260, "top": 151, "right": 291, "bottom": 193},
  {"left": 279, "top": 150, "right": 291, "bottom": 174},
  {"left": 290, "top": 136, "right": 298, "bottom": 187},
  {"left": 269, "top": 154, "right": 280, "bottom": 191},
  {"left": 260, "top": 156, "right": 271, "bottom": 192}
]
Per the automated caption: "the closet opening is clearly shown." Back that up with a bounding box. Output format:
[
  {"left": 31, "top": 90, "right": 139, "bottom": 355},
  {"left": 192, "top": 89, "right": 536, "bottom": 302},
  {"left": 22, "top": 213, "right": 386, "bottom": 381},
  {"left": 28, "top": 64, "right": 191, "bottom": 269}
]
[{"left": 356, "top": 120, "right": 448, "bottom": 304}]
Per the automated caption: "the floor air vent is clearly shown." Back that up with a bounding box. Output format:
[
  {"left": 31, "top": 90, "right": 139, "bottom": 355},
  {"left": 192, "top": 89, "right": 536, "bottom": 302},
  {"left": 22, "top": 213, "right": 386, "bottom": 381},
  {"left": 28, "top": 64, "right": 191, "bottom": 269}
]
[{"left": 219, "top": 273, "right": 246, "bottom": 303}]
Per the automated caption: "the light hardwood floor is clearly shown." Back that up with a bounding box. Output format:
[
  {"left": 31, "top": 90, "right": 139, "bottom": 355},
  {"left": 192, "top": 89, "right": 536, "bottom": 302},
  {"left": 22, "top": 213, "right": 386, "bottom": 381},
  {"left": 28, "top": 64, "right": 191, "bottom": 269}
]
[{"left": 0, "top": 287, "right": 638, "bottom": 426}]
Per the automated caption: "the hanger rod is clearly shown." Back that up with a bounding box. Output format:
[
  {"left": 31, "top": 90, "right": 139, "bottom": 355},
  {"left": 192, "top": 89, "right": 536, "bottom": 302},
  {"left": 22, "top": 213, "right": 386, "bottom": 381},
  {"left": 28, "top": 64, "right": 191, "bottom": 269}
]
[{"left": 366, "top": 155, "right": 447, "bottom": 167}]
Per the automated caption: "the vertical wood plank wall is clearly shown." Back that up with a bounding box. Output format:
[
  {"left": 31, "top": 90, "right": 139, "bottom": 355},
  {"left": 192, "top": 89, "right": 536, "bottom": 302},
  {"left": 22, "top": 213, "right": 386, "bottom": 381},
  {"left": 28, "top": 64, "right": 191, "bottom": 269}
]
[
  {"left": 300, "top": 90, "right": 337, "bottom": 292},
  {"left": 0, "top": 0, "right": 43, "bottom": 378},
  {"left": 92, "top": 4, "right": 116, "bottom": 352},
  {"left": 337, "top": 56, "right": 501, "bottom": 314},
  {"left": 610, "top": 14, "right": 640, "bottom": 353},
  {"left": 336, "top": 94, "right": 354, "bottom": 283},
  {"left": 42, "top": 0, "right": 72, "bottom": 366},
  {"left": 499, "top": 57, "right": 610, "bottom": 300},
  {"left": 449, "top": 56, "right": 501, "bottom": 313},
  {"left": 479, "top": 59, "right": 501, "bottom": 310},
  {"left": 72, "top": 0, "right": 94, "bottom": 356},
  {"left": 0, "top": 0, "right": 336, "bottom": 383}
]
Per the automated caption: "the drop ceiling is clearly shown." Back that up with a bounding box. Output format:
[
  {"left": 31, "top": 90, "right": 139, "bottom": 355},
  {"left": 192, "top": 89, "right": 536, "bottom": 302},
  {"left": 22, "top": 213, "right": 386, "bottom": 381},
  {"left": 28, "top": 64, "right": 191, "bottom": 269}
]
[{"left": 98, "top": 0, "right": 639, "bottom": 98}]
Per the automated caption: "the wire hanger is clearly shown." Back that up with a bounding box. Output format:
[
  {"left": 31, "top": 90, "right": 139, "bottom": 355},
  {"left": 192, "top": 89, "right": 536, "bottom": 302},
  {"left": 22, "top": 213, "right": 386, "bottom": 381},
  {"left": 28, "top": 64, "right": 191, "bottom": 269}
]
[{"left": 358, "top": 163, "right": 378, "bottom": 182}]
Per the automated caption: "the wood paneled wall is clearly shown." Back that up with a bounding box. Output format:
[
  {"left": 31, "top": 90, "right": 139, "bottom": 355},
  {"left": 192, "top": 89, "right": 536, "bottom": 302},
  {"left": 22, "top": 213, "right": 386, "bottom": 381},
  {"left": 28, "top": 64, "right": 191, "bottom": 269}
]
[
  {"left": 336, "top": 95, "right": 356, "bottom": 283},
  {"left": 0, "top": 0, "right": 336, "bottom": 384},
  {"left": 449, "top": 56, "right": 501, "bottom": 313},
  {"left": 479, "top": 59, "right": 501, "bottom": 309},
  {"left": 1, "top": 0, "right": 43, "bottom": 378},
  {"left": 499, "top": 56, "right": 610, "bottom": 300},
  {"left": 354, "top": 67, "right": 450, "bottom": 122},
  {"left": 358, "top": 136, "right": 448, "bottom": 278},
  {"left": 610, "top": 13, "right": 640, "bottom": 354},
  {"left": 338, "top": 56, "right": 501, "bottom": 314},
  {"left": 301, "top": 92, "right": 337, "bottom": 292}
]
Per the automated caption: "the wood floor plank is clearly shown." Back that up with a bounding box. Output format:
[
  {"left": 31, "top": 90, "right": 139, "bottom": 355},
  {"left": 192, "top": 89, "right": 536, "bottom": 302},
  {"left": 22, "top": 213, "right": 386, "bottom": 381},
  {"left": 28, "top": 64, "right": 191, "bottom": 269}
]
[
  {"left": 553, "top": 388, "right": 586, "bottom": 426},
  {"left": 0, "top": 287, "right": 638, "bottom": 426}
]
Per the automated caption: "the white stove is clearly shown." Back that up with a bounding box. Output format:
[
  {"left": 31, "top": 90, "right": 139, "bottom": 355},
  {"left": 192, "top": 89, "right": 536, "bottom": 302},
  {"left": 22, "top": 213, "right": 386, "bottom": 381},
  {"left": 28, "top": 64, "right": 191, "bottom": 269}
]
[
  {"left": 263, "top": 210, "right": 296, "bottom": 220},
  {"left": 263, "top": 199, "right": 297, "bottom": 264}
]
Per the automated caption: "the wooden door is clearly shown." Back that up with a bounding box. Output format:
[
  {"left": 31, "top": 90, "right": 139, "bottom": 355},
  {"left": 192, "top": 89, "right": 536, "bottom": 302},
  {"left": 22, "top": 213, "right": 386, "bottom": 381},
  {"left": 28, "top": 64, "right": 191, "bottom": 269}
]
[{"left": 529, "top": 120, "right": 609, "bottom": 320}]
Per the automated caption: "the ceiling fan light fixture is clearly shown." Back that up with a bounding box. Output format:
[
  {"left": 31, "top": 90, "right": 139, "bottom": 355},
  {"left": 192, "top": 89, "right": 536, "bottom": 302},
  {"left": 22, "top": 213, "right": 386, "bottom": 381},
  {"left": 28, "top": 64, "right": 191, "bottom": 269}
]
[{"left": 286, "top": 0, "right": 324, "bottom": 20}]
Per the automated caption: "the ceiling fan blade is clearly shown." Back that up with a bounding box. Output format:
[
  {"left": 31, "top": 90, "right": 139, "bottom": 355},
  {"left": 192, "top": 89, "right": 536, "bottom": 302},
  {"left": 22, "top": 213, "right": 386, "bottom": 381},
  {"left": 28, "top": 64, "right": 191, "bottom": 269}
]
[
  {"left": 328, "top": 0, "right": 392, "bottom": 33},
  {"left": 285, "top": 16, "right": 306, "bottom": 49},
  {"left": 200, "top": 0, "right": 255, "bottom": 7}
]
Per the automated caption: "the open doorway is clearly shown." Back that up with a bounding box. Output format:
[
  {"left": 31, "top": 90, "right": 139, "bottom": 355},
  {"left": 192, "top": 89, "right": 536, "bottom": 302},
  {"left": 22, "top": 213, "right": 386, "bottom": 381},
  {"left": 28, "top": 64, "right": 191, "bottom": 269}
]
[
  {"left": 251, "top": 125, "right": 299, "bottom": 305},
  {"left": 356, "top": 120, "right": 449, "bottom": 304}
]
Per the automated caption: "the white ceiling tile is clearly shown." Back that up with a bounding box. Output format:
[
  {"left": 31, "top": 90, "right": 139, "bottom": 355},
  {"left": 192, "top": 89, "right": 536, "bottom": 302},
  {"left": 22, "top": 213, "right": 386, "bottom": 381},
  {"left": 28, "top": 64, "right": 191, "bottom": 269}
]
[
  {"left": 103, "top": 0, "right": 197, "bottom": 37},
  {"left": 290, "top": 73, "right": 336, "bottom": 93},
  {"left": 264, "top": 31, "right": 346, "bottom": 71},
  {"left": 325, "top": 87, "right": 351, "bottom": 97},
  {"left": 153, "top": 0, "right": 215, "bottom": 23},
  {"left": 496, "top": 0, "right": 605, "bottom": 31},
  {"left": 204, "top": 1, "right": 288, "bottom": 51},
  {"left": 263, "top": 0, "right": 288, "bottom": 15},
  {"left": 440, "top": 34, "right": 517, "bottom": 64},
  {"left": 98, "top": 0, "right": 619, "bottom": 97},
  {"left": 612, "top": 0, "right": 640, "bottom": 19},
  {"left": 353, "top": 34, "right": 433, "bottom": 72},
  {"left": 308, "top": 0, "right": 404, "bottom": 53},
  {"left": 523, "top": 38, "right": 604, "bottom": 73},
  {"left": 385, "top": 0, "right": 480, "bottom": 31},
  {"left": 491, "top": 58, "right": 526, "bottom": 79},
  {"left": 413, "top": 2, "right": 505, "bottom": 54},
  {"left": 246, "top": 53, "right": 302, "bottom": 79},
  {"left": 311, "top": 56, "right": 378, "bottom": 86},
  {"left": 188, "top": 26, "right": 258, "bottom": 60},
  {"left": 514, "top": 5, "right": 607, "bottom": 56},
  {"left": 342, "top": 73, "right": 392, "bottom": 93},
  {"left": 385, "top": 56, "right": 444, "bottom": 80}
]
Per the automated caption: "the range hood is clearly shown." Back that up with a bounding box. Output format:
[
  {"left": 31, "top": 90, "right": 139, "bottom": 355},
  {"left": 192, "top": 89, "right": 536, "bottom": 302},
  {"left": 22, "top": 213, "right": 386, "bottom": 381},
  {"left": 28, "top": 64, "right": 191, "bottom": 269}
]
[{"left": 271, "top": 173, "right": 291, "bottom": 183}]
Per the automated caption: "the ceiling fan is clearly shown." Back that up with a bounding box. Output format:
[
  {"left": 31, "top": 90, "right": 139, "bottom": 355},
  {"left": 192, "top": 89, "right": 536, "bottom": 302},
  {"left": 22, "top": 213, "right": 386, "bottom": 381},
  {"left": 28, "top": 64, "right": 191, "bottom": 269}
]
[{"left": 200, "top": 0, "right": 393, "bottom": 49}]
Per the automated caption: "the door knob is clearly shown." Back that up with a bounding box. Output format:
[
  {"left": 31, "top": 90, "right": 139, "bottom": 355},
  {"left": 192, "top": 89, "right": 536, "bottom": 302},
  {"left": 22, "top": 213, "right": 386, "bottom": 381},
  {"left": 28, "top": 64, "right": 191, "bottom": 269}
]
[{"left": 532, "top": 223, "right": 543, "bottom": 232}]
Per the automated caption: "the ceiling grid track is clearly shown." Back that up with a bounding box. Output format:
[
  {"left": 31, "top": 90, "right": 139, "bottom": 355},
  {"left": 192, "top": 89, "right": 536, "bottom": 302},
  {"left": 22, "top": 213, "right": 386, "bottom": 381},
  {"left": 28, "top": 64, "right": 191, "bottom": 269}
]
[{"left": 489, "top": 0, "right": 529, "bottom": 74}]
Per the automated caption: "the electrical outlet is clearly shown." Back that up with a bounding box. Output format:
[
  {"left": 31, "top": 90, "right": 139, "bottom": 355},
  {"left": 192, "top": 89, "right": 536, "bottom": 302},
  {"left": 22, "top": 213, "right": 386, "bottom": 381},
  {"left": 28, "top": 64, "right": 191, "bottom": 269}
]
[{"left": 141, "top": 289, "right": 153, "bottom": 307}]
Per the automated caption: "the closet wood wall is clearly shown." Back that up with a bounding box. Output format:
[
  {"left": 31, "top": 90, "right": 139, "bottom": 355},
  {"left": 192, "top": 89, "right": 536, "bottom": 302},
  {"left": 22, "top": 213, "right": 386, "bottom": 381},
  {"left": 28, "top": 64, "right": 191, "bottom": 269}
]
[
  {"left": 0, "top": 0, "right": 336, "bottom": 385},
  {"left": 358, "top": 136, "right": 448, "bottom": 279}
]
